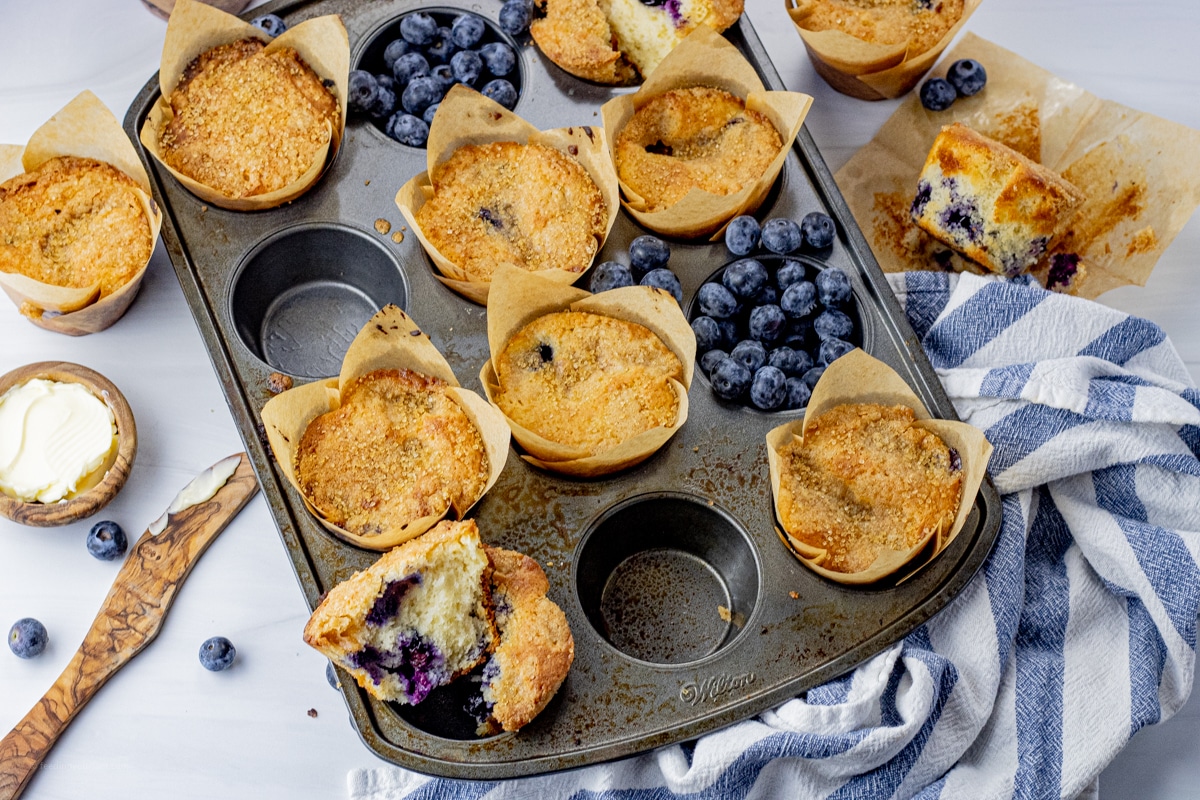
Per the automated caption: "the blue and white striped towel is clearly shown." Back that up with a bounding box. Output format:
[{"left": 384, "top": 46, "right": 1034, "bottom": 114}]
[{"left": 350, "top": 271, "right": 1200, "bottom": 800}]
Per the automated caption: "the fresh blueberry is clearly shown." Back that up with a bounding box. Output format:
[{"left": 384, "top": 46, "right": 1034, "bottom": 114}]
[
  {"left": 800, "top": 212, "right": 835, "bottom": 249},
  {"left": 919, "top": 77, "right": 957, "bottom": 111},
  {"left": 422, "top": 102, "right": 440, "bottom": 126},
  {"left": 427, "top": 27, "right": 459, "bottom": 65},
  {"left": 750, "top": 366, "right": 787, "bottom": 410},
  {"left": 393, "top": 51, "right": 430, "bottom": 85},
  {"left": 730, "top": 339, "right": 767, "bottom": 372},
  {"left": 750, "top": 283, "right": 780, "bottom": 308},
  {"left": 691, "top": 316, "right": 722, "bottom": 352},
  {"left": 383, "top": 39, "right": 413, "bottom": 71},
  {"left": 451, "top": 49, "right": 484, "bottom": 86},
  {"left": 815, "top": 267, "right": 853, "bottom": 308},
  {"left": 724, "top": 215, "right": 761, "bottom": 256},
  {"left": 780, "top": 280, "right": 818, "bottom": 318},
  {"left": 722, "top": 258, "right": 768, "bottom": 299},
  {"left": 641, "top": 268, "right": 683, "bottom": 304},
  {"left": 498, "top": 0, "right": 532, "bottom": 35},
  {"left": 748, "top": 304, "right": 786, "bottom": 345},
  {"left": 776, "top": 260, "right": 807, "bottom": 291},
  {"left": 8, "top": 618, "right": 48, "bottom": 659},
  {"left": 375, "top": 73, "right": 395, "bottom": 93},
  {"left": 710, "top": 357, "right": 752, "bottom": 400},
  {"left": 801, "top": 365, "right": 826, "bottom": 390},
  {"left": 370, "top": 85, "right": 397, "bottom": 121},
  {"left": 629, "top": 235, "right": 670, "bottom": 277},
  {"left": 450, "top": 15, "right": 487, "bottom": 49},
  {"left": 760, "top": 218, "right": 803, "bottom": 254},
  {"left": 697, "top": 282, "right": 738, "bottom": 319},
  {"left": 479, "top": 42, "right": 517, "bottom": 77},
  {"left": 716, "top": 319, "right": 739, "bottom": 350},
  {"left": 402, "top": 76, "right": 441, "bottom": 114},
  {"left": 250, "top": 13, "right": 287, "bottom": 37},
  {"left": 86, "top": 520, "right": 127, "bottom": 561},
  {"left": 430, "top": 64, "right": 456, "bottom": 93},
  {"left": 481, "top": 78, "right": 518, "bottom": 109},
  {"left": 814, "top": 309, "right": 854, "bottom": 341},
  {"left": 589, "top": 261, "right": 634, "bottom": 292},
  {"left": 699, "top": 348, "right": 728, "bottom": 377},
  {"left": 347, "top": 70, "right": 379, "bottom": 114},
  {"left": 946, "top": 59, "right": 987, "bottom": 97},
  {"left": 767, "top": 346, "right": 812, "bottom": 377},
  {"left": 784, "top": 376, "right": 812, "bottom": 410},
  {"left": 400, "top": 12, "right": 439, "bottom": 46},
  {"left": 199, "top": 636, "right": 236, "bottom": 672},
  {"left": 326, "top": 661, "right": 340, "bottom": 689},
  {"left": 818, "top": 337, "right": 855, "bottom": 366},
  {"left": 388, "top": 113, "right": 430, "bottom": 147}
]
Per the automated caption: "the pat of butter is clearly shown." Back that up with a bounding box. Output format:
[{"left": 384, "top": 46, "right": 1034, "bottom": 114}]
[{"left": 0, "top": 378, "right": 117, "bottom": 503}]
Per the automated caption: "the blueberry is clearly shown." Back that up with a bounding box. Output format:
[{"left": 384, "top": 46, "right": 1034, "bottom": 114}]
[
  {"left": 780, "top": 280, "right": 818, "bottom": 318},
  {"left": 383, "top": 39, "right": 413, "bottom": 71},
  {"left": 800, "top": 212, "right": 835, "bottom": 249},
  {"left": 199, "top": 636, "right": 236, "bottom": 672},
  {"left": 750, "top": 366, "right": 787, "bottom": 410},
  {"left": 776, "top": 260, "right": 807, "bottom": 291},
  {"left": 589, "top": 260, "right": 634, "bottom": 292},
  {"left": 716, "top": 319, "right": 739, "bottom": 350},
  {"left": 801, "top": 365, "right": 826, "bottom": 389},
  {"left": 427, "top": 27, "right": 459, "bottom": 65},
  {"left": 947, "top": 59, "right": 987, "bottom": 97},
  {"left": 699, "top": 348, "right": 728, "bottom": 377},
  {"left": 641, "top": 268, "right": 682, "bottom": 304},
  {"left": 388, "top": 113, "right": 430, "bottom": 147},
  {"left": 710, "top": 357, "right": 752, "bottom": 400},
  {"left": 784, "top": 377, "right": 812, "bottom": 410},
  {"left": 751, "top": 283, "right": 779, "bottom": 307},
  {"left": 697, "top": 282, "right": 738, "bottom": 319},
  {"left": 818, "top": 337, "right": 855, "bottom": 366},
  {"left": 730, "top": 339, "right": 767, "bottom": 372},
  {"left": 400, "top": 12, "right": 439, "bottom": 46},
  {"left": 250, "top": 13, "right": 287, "bottom": 37},
  {"left": 347, "top": 70, "right": 379, "bottom": 114},
  {"left": 451, "top": 49, "right": 484, "bottom": 86},
  {"left": 393, "top": 52, "right": 430, "bottom": 85},
  {"left": 481, "top": 78, "right": 518, "bottom": 109},
  {"left": 370, "top": 86, "right": 397, "bottom": 121},
  {"left": 748, "top": 304, "right": 786, "bottom": 345},
  {"left": 498, "top": 0, "right": 532, "bottom": 35},
  {"left": 87, "top": 520, "right": 127, "bottom": 561},
  {"left": 422, "top": 102, "right": 440, "bottom": 126},
  {"left": 327, "top": 661, "right": 340, "bottom": 689},
  {"left": 725, "top": 215, "right": 761, "bottom": 256},
  {"left": 375, "top": 73, "right": 395, "bottom": 93},
  {"left": 479, "top": 42, "right": 517, "bottom": 77},
  {"left": 8, "top": 618, "right": 48, "bottom": 659},
  {"left": 814, "top": 309, "right": 854, "bottom": 341},
  {"left": 402, "top": 76, "right": 441, "bottom": 114},
  {"left": 919, "top": 77, "right": 957, "bottom": 111},
  {"left": 430, "top": 64, "right": 456, "bottom": 93},
  {"left": 451, "top": 15, "right": 487, "bottom": 49},
  {"left": 767, "top": 346, "right": 812, "bottom": 377},
  {"left": 691, "top": 316, "right": 722, "bottom": 352},
  {"left": 629, "top": 235, "right": 670, "bottom": 277},
  {"left": 761, "top": 218, "right": 803, "bottom": 254},
  {"left": 722, "top": 258, "right": 768, "bottom": 299}
]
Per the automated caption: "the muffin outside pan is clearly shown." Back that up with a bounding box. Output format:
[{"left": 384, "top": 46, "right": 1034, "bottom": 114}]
[
  {"left": 259, "top": 305, "right": 510, "bottom": 551},
  {"left": 395, "top": 85, "right": 620, "bottom": 305},
  {"left": 138, "top": 0, "right": 349, "bottom": 211},
  {"left": 0, "top": 362, "right": 137, "bottom": 527},
  {"left": 0, "top": 91, "right": 162, "bottom": 336}
]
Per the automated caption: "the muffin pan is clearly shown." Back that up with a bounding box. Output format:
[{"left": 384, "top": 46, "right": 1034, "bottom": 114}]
[{"left": 125, "top": 0, "right": 1001, "bottom": 779}]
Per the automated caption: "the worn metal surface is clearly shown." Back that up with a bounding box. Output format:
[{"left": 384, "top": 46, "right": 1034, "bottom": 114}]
[{"left": 124, "top": 0, "right": 1001, "bottom": 779}]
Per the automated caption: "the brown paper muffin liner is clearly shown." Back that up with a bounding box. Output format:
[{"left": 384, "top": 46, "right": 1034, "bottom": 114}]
[
  {"left": 395, "top": 85, "right": 620, "bottom": 305},
  {"left": 138, "top": 0, "right": 349, "bottom": 211},
  {"left": 259, "top": 305, "right": 511, "bottom": 551},
  {"left": 786, "top": 0, "right": 982, "bottom": 101},
  {"left": 480, "top": 264, "right": 695, "bottom": 477},
  {"left": 767, "top": 349, "right": 991, "bottom": 584},
  {"left": 0, "top": 91, "right": 163, "bottom": 336},
  {"left": 600, "top": 25, "right": 812, "bottom": 240}
]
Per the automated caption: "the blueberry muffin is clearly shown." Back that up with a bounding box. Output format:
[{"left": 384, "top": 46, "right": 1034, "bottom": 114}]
[
  {"left": 492, "top": 310, "right": 683, "bottom": 456},
  {"left": 295, "top": 368, "right": 490, "bottom": 540},
  {"left": 0, "top": 156, "right": 153, "bottom": 303},
  {"left": 792, "top": 0, "right": 965, "bottom": 60},
  {"left": 911, "top": 123, "right": 1085, "bottom": 278},
  {"left": 159, "top": 38, "right": 339, "bottom": 199},
  {"left": 303, "top": 519, "right": 497, "bottom": 705},
  {"left": 775, "top": 402, "right": 962, "bottom": 574},
  {"left": 615, "top": 87, "right": 782, "bottom": 213},
  {"left": 415, "top": 141, "right": 607, "bottom": 282}
]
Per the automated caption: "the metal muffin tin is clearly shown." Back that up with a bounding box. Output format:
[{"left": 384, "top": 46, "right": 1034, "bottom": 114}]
[{"left": 125, "top": 0, "right": 1001, "bottom": 779}]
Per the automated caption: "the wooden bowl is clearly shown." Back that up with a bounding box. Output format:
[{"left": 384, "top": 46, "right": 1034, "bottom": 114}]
[{"left": 0, "top": 362, "right": 137, "bottom": 527}]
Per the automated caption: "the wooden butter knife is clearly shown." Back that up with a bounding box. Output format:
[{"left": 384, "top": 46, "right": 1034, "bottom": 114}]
[{"left": 0, "top": 453, "right": 259, "bottom": 800}]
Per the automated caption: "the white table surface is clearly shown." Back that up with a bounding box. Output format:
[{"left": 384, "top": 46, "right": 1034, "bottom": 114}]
[{"left": 1, "top": 1, "right": 1198, "bottom": 797}]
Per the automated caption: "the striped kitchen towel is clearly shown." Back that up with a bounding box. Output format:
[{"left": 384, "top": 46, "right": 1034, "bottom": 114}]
[{"left": 350, "top": 271, "right": 1200, "bottom": 800}]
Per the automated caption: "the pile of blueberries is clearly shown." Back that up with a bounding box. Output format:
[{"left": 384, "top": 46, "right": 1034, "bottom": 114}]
[
  {"left": 919, "top": 58, "right": 988, "bottom": 112},
  {"left": 693, "top": 212, "right": 858, "bottom": 411},
  {"left": 347, "top": 3, "right": 530, "bottom": 148},
  {"left": 589, "top": 235, "right": 684, "bottom": 305}
]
